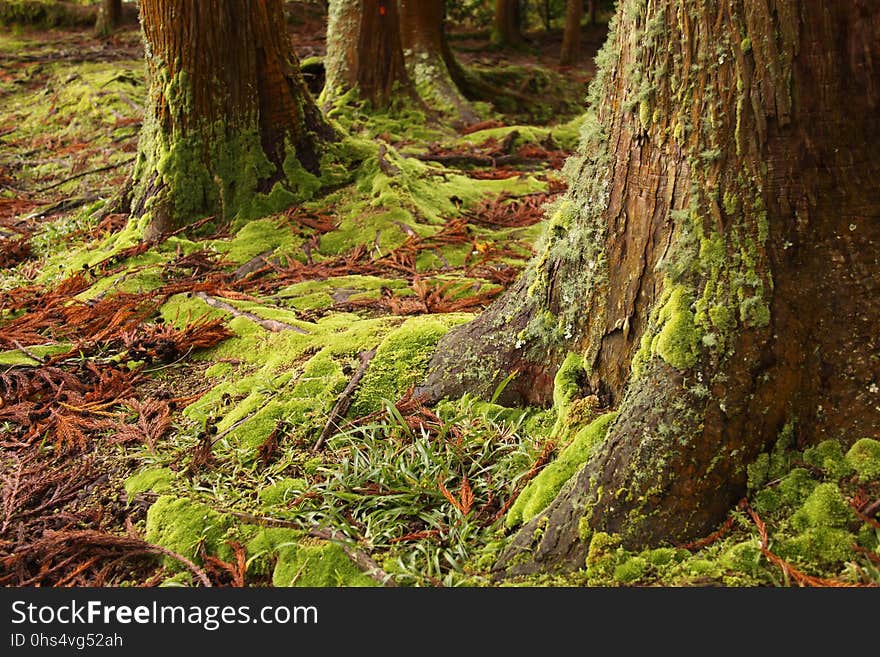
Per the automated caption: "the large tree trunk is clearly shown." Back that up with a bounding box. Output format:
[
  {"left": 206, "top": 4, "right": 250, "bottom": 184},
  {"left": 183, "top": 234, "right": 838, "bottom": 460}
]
[
  {"left": 420, "top": 0, "right": 880, "bottom": 575},
  {"left": 492, "top": 0, "right": 525, "bottom": 48},
  {"left": 322, "top": 0, "right": 412, "bottom": 109},
  {"left": 94, "top": 0, "right": 121, "bottom": 37},
  {"left": 558, "top": 0, "right": 582, "bottom": 66},
  {"left": 131, "top": 0, "right": 334, "bottom": 239},
  {"left": 398, "top": 0, "right": 479, "bottom": 126}
]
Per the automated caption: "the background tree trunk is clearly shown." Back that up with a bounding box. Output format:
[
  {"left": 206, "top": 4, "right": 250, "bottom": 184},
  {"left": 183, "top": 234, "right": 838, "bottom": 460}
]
[
  {"left": 558, "top": 0, "right": 583, "bottom": 66},
  {"left": 94, "top": 0, "right": 121, "bottom": 37},
  {"left": 131, "top": 0, "right": 333, "bottom": 239},
  {"left": 492, "top": 0, "right": 524, "bottom": 48},
  {"left": 398, "top": 0, "right": 479, "bottom": 126},
  {"left": 420, "top": 0, "right": 880, "bottom": 575},
  {"left": 323, "top": 0, "right": 412, "bottom": 109}
]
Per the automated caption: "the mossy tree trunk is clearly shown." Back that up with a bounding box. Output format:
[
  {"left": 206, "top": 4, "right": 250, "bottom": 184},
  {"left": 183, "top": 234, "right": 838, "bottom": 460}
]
[
  {"left": 322, "top": 0, "right": 412, "bottom": 109},
  {"left": 492, "top": 0, "right": 525, "bottom": 48},
  {"left": 94, "top": 0, "right": 121, "bottom": 37},
  {"left": 131, "top": 0, "right": 334, "bottom": 240},
  {"left": 558, "top": 0, "right": 583, "bottom": 66},
  {"left": 398, "top": 0, "right": 479, "bottom": 126},
  {"left": 420, "top": 0, "right": 880, "bottom": 574}
]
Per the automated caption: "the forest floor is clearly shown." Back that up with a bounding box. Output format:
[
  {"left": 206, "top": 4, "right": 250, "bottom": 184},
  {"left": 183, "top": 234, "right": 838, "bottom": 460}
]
[{"left": 1, "top": 9, "right": 878, "bottom": 589}]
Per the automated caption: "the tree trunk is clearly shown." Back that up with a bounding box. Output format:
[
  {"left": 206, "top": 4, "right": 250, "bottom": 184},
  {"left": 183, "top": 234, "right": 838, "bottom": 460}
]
[
  {"left": 131, "top": 0, "right": 334, "bottom": 239},
  {"left": 420, "top": 0, "right": 880, "bottom": 575},
  {"left": 323, "top": 0, "right": 412, "bottom": 109},
  {"left": 588, "top": 0, "right": 597, "bottom": 25},
  {"left": 558, "top": 0, "right": 583, "bottom": 66},
  {"left": 94, "top": 0, "right": 121, "bottom": 37},
  {"left": 492, "top": 0, "right": 524, "bottom": 48},
  {"left": 398, "top": 0, "right": 479, "bottom": 126}
]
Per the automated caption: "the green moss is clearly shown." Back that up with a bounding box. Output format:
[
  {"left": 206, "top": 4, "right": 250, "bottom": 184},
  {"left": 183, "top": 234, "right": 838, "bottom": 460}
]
[
  {"left": 269, "top": 539, "right": 379, "bottom": 587},
  {"left": 204, "top": 361, "right": 233, "bottom": 378},
  {"left": 145, "top": 496, "right": 233, "bottom": 569},
  {"left": 505, "top": 412, "right": 617, "bottom": 528},
  {"left": 451, "top": 101, "right": 586, "bottom": 144},
  {"left": 802, "top": 440, "right": 854, "bottom": 480},
  {"left": 124, "top": 468, "right": 174, "bottom": 498},
  {"left": 244, "top": 527, "right": 304, "bottom": 577},
  {"left": 644, "top": 547, "right": 684, "bottom": 567},
  {"left": 777, "top": 527, "right": 857, "bottom": 567},
  {"left": 747, "top": 452, "right": 771, "bottom": 491},
  {"left": 718, "top": 539, "right": 763, "bottom": 576},
  {"left": 685, "top": 559, "right": 722, "bottom": 577},
  {"left": 614, "top": 556, "right": 649, "bottom": 584},
  {"left": 753, "top": 467, "right": 817, "bottom": 514},
  {"left": 349, "top": 314, "right": 471, "bottom": 416},
  {"left": 217, "top": 217, "right": 301, "bottom": 265},
  {"left": 845, "top": 438, "right": 880, "bottom": 482},
  {"left": 585, "top": 532, "right": 622, "bottom": 581},
  {"left": 652, "top": 285, "right": 702, "bottom": 370},
  {"left": 552, "top": 351, "right": 585, "bottom": 412},
  {"left": 790, "top": 483, "right": 856, "bottom": 531}
]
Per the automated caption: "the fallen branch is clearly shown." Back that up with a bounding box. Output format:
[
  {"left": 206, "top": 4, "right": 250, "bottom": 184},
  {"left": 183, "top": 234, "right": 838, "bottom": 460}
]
[
  {"left": 313, "top": 348, "right": 377, "bottom": 452},
  {"left": 10, "top": 339, "right": 46, "bottom": 364},
  {"left": 36, "top": 157, "right": 135, "bottom": 193},
  {"left": 194, "top": 292, "right": 308, "bottom": 334}
]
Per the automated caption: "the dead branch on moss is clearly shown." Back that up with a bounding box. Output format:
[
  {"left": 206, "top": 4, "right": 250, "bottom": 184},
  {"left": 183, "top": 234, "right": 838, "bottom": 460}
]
[
  {"left": 314, "top": 348, "right": 378, "bottom": 452},
  {"left": 194, "top": 291, "right": 308, "bottom": 334}
]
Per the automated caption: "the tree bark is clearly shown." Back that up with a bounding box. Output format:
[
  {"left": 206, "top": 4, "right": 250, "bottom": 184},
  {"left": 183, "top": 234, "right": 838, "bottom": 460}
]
[
  {"left": 323, "top": 0, "right": 412, "bottom": 109},
  {"left": 398, "top": 0, "right": 479, "bottom": 126},
  {"left": 420, "top": 0, "right": 880, "bottom": 574},
  {"left": 94, "top": 0, "right": 121, "bottom": 37},
  {"left": 558, "top": 0, "right": 583, "bottom": 66},
  {"left": 131, "top": 0, "right": 334, "bottom": 239},
  {"left": 492, "top": 0, "right": 525, "bottom": 48}
]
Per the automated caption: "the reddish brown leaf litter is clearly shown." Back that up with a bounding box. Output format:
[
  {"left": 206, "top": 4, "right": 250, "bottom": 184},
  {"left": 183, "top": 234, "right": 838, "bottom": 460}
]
[
  {"left": 465, "top": 191, "right": 559, "bottom": 228},
  {"left": 0, "top": 236, "right": 33, "bottom": 267}
]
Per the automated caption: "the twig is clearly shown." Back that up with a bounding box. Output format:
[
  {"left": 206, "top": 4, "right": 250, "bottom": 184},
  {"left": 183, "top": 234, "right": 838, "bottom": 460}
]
[
  {"left": 35, "top": 157, "right": 135, "bottom": 193},
  {"left": 11, "top": 339, "right": 46, "bottom": 364},
  {"left": 16, "top": 195, "right": 98, "bottom": 223},
  {"left": 211, "top": 411, "right": 258, "bottom": 446},
  {"left": 194, "top": 292, "right": 308, "bottom": 334},
  {"left": 313, "top": 348, "right": 377, "bottom": 452},
  {"left": 232, "top": 250, "right": 274, "bottom": 280}
]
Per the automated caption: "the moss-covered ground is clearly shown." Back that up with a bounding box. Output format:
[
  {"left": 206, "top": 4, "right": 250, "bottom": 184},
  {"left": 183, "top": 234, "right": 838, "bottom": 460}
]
[{"left": 1, "top": 15, "right": 877, "bottom": 589}]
